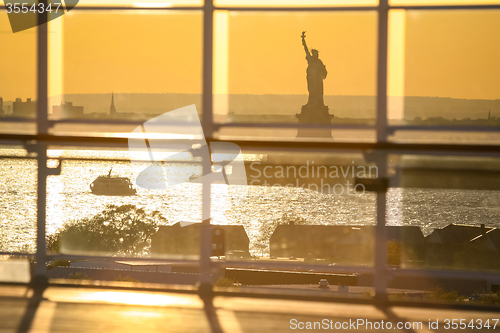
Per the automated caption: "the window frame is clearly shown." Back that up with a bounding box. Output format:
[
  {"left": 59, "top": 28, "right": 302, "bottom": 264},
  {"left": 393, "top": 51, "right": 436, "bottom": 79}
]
[{"left": 0, "top": 0, "right": 500, "bottom": 307}]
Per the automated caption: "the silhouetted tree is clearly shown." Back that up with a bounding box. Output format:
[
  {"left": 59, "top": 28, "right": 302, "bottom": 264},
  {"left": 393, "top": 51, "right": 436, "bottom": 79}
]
[{"left": 47, "top": 204, "right": 168, "bottom": 256}]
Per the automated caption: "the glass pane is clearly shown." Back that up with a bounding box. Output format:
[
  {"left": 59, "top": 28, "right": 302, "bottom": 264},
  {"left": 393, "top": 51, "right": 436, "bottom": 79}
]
[
  {"left": 48, "top": 10, "right": 203, "bottom": 137},
  {"left": 216, "top": 150, "right": 378, "bottom": 298},
  {"left": 48, "top": 148, "right": 194, "bottom": 255},
  {"left": 388, "top": 154, "right": 500, "bottom": 273},
  {"left": 46, "top": 147, "right": 207, "bottom": 283},
  {"left": 384, "top": 154, "right": 500, "bottom": 305},
  {"left": 0, "top": 11, "right": 37, "bottom": 134},
  {"left": 220, "top": 151, "right": 378, "bottom": 265},
  {"left": 388, "top": 10, "right": 500, "bottom": 133},
  {"left": 214, "top": 11, "right": 377, "bottom": 141}
]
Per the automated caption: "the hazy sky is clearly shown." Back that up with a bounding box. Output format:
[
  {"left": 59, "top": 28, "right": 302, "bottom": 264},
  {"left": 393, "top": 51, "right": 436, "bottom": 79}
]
[
  {"left": 228, "top": 12, "right": 377, "bottom": 96},
  {"left": 1, "top": 7, "right": 500, "bottom": 101},
  {"left": 0, "top": 11, "right": 37, "bottom": 102},
  {"left": 59, "top": 11, "right": 203, "bottom": 96},
  {"left": 405, "top": 10, "right": 500, "bottom": 100}
]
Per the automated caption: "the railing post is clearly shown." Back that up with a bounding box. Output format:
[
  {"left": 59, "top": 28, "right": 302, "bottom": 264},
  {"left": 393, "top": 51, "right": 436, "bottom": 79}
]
[
  {"left": 34, "top": 1, "right": 49, "bottom": 287},
  {"left": 377, "top": 0, "right": 389, "bottom": 144},
  {"left": 374, "top": 0, "right": 389, "bottom": 306},
  {"left": 373, "top": 153, "right": 388, "bottom": 306},
  {"left": 199, "top": 0, "right": 215, "bottom": 297}
]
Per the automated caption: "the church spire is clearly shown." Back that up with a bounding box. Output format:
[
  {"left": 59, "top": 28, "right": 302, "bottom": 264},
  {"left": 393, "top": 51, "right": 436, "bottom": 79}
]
[{"left": 110, "top": 92, "right": 117, "bottom": 115}]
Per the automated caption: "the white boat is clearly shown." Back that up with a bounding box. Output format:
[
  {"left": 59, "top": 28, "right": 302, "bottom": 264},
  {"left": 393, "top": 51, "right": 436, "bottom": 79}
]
[{"left": 90, "top": 169, "right": 137, "bottom": 196}]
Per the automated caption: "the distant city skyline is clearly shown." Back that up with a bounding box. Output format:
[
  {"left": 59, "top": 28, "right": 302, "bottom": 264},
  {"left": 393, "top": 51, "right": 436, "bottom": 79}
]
[
  {"left": 2, "top": 93, "right": 497, "bottom": 121},
  {"left": 1, "top": 92, "right": 498, "bottom": 121}
]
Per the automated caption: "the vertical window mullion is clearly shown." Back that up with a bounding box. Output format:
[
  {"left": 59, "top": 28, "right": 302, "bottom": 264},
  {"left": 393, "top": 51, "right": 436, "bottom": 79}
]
[
  {"left": 35, "top": 0, "right": 49, "bottom": 286},
  {"left": 374, "top": 0, "right": 389, "bottom": 306},
  {"left": 200, "top": 0, "right": 215, "bottom": 290}
]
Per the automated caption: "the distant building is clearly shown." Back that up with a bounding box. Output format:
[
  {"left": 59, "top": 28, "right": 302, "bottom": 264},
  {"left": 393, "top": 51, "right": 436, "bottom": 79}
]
[
  {"left": 110, "top": 93, "right": 117, "bottom": 116},
  {"left": 52, "top": 101, "right": 84, "bottom": 119},
  {"left": 487, "top": 110, "right": 496, "bottom": 121},
  {"left": 470, "top": 227, "right": 500, "bottom": 252},
  {"left": 386, "top": 226, "right": 427, "bottom": 265},
  {"left": 270, "top": 225, "right": 372, "bottom": 262},
  {"left": 13, "top": 98, "right": 36, "bottom": 117},
  {"left": 0, "top": 97, "right": 3, "bottom": 115},
  {"left": 425, "top": 224, "right": 491, "bottom": 267},
  {"left": 270, "top": 225, "right": 426, "bottom": 266},
  {"left": 151, "top": 223, "right": 250, "bottom": 257}
]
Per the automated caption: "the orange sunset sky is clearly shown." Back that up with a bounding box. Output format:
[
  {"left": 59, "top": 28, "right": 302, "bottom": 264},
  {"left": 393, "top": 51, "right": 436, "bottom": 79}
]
[{"left": 1, "top": 5, "right": 500, "bottom": 102}]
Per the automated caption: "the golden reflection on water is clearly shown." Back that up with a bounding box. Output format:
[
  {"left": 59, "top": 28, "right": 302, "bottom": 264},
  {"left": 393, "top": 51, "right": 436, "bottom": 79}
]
[
  {"left": 3, "top": 148, "right": 500, "bottom": 256},
  {"left": 0, "top": 149, "right": 37, "bottom": 253},
  {"left": 0, "top": 148, "right": 379, "bottom": 255}
]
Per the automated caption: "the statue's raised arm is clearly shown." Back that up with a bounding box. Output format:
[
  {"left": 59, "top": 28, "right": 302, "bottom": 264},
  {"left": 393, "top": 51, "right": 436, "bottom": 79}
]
[{"left": 301, "top": 31, "right": 311, "bottom": 58}]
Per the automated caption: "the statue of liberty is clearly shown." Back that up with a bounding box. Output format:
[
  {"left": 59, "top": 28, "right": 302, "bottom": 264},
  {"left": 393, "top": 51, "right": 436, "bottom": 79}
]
[
  {"left": 296, "top": 31, "right": 333, "bottom": 138},
  {"left": 302, "top": 31, "right": 327, "bottom": 106}
]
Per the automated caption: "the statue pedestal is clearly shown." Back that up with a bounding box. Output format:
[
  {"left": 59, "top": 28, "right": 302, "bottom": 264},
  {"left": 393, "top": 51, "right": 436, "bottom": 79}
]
[{"left": 296, "top": 103, "right": 334, "bottom": 138}]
